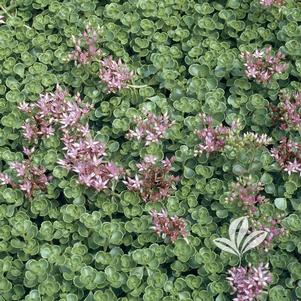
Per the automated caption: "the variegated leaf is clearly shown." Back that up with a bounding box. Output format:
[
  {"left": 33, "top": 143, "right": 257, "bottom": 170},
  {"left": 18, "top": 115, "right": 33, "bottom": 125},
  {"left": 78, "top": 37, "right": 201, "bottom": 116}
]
[
  {"left": 236, "top": 216, "right": 248, "bottom": 249},
  {"left": 213, "top": 238, "right": 240, "bottom": 257},
  {"left": 229, "top": 216, "right": 247, "bottom": 248},
  {"left": 241, "top": 231, "right": 268, "bottom": 254}
]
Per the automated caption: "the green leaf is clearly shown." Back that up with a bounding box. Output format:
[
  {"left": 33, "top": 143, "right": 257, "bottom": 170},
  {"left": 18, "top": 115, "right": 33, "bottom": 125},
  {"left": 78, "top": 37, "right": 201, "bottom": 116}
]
[
  {"left": 188, "top": 64, "right": 209, "bottom": 77},
  {"left": 274, "top": 198, "right": 287, "bottom": 211},
  {"left": 13, "top": 63, "right": 25, "bottom": 78}
]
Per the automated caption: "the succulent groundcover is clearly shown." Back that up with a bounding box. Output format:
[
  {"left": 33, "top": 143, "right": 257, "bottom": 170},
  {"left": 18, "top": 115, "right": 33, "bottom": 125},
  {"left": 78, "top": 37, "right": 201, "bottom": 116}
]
[{"left": 1, "top": 0, "right": 301, "bottom": 300}]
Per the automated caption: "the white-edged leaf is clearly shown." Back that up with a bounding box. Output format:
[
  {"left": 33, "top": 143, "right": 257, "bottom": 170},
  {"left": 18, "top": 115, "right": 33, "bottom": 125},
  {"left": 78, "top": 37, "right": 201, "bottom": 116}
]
[
  {"left": 213, "top": 238, "right": 240, "bottom": 257},
  {"left": 236, "top": 216, "right": 248, "bottom": 249},
  {"left": 241, "top": 231, "right": 268, "bottom": 254},
  {"left": 229, "top": 216, "right": 247, "bottom": 246}
]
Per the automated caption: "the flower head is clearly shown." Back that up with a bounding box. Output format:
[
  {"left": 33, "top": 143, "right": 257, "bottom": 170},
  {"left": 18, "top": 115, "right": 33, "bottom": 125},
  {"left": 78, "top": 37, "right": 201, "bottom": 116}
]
[
  {"left": 227, "top": 263, "right": 272, "bottom": 301},
  {"left": 0, "top": 149, "right": 51, "bottom": 198},
  {"left": 69, "top": 25, "right": 101, "bottom": 65},
  {"left": 19, "top": 85, "right": 121, "bottom": 193},
  {"left": 124, "top": 156, "right": 179, "bottom": 202},
  {"left": 260, "top": 0, "right": 285, "bottom": 6},
  {"left": 241, "top": 47, "right": 287, "bottom": 84},
  {"left": 271, "top": 137, "right": 301, "bottom": 175},
  {"left": 226, "top": 176, "right": 266, "bottom": 213},
  {"left": 58, "top": 136, "right": 121, "bottom": 191},
  {"left": 273, "top": 92, "right": 301, "bottom": 131},
  {"left": 150, "top": 209, "right": 188, "bottom": 243},
  {"left": 0, "top": 173, "right": 11, "bottom": 185},
  {"left": 99, "top": 56, "right": 133, "bottom": 92},
  {"left": 126, "top": 111, "right": 174, "bottom": 145},
  {"left": 252, "top": 216, "right": 287, "bottom": 251},
  {"left": 194, "top": 114, "right": 231, "bottom": 155}
]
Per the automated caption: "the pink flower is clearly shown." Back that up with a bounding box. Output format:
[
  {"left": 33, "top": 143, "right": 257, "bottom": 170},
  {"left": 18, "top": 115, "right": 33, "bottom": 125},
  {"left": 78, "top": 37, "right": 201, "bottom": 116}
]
[
  {"left": 38, "top": 125, "right": 55, "bottom": 137},
  {"left": 271, "top": 137, "right": 301, "bottom": 175},
  {"left": 226, "top": 176, "right": 266, "bottom": 213},
  {"left": 91, "top": 178, "right": 109, "bottom": 191},
  {"left": 22, "top": 121, "right": 38, "bottom": 141},
  {"left": 126, "top": 111, "right": 174, "bottom": 145},
  {"left": 9, "top": 162, "right": 26, "bottom": 177},
  {"left": 19, "top": 180, "right": 32, "bottom": 195},
  {"left": 19, "top": 85, "right": 122, "bottom": 193},
  {"left": 18, "top": 102, "right": 32, "bottom": 112},
  {"left": 274, "top": 92, "right": 301, "bottom": 131},
  {"left": 143, "top": 155, "right": 158, "bottom": 165},
  {"left": 0, "top": 173, "right": 11, "bottom": 185},
  {"left": 0, "top": 149, "right": 51, "bottom": 198},
  {"left": 227, "top": 263, "right": 272, "bottom": 301},
  {"left": 150, "top": 209, "right": 188, "bottom": 243},
  {"left": 194, "top": 114, "right": 231, "bottom": 155},
  {"left": 19, "top": 85, "right": 92, "bottom": 142},
  {"left": 124, "top": 156, "right": 179, "bottom": 202},
  {"left": 99, "top": 56, "right": 134, "bottom": 92},
  {"left": 284, "top": 159, "right": 301, "bottom": 175},
  {"left": 123, "top": 175, "right": 143, "bottom": 190},
  {"left": 0, "top": 15, "right": 5, "bottom": 24},
  {"left": 253, "top": 50, "right": 264, "bottom": 58},
  {"left": 260, "top": 0, "right": 285, "bottom": 6},
  {"left": 69, "top": 26, "right": 101, "bottom": 65},
  {"left": 252, "top": 217, "right": 287, "bottom": 250},
  {"left": 241, "top": 47, "right": 287, "bottom": 84},
  {"left": 106, "top": 162, "right": 124, "bottom": 180},
  {"left": 23, "top": 147, "right": 35, "bottom": 157},
  {"left": 58, "top": 135, "right": 119, "bottom": 191}
]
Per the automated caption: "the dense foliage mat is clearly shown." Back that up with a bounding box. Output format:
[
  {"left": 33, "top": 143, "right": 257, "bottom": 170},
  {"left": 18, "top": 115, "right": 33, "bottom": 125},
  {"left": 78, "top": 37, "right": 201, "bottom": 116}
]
[{"left": 1, "top": 0, "right": 301, "bottom": 300}]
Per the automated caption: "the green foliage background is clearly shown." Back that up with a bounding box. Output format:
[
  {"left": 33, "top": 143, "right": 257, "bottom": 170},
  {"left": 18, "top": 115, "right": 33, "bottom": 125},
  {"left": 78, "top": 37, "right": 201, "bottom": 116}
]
[{"left": 1, "top": 0, "right": 301, "bottom": 300}]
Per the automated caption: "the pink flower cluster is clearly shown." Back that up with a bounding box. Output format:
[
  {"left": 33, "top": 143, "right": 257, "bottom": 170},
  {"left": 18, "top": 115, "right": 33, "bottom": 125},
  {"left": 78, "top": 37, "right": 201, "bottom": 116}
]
[
  {"left": 126, "top": 111, "right": 174, "bottom": 145},
  {"left": 0, "top": 147, "right": 51, "bottom": 198},
  {"left": 227, "top": 263, "right": 272, "bottom": 301},
  {"left": 69, "top": 25, "right": 101, "bottom": 65},
  {"left": 253, "top": 217, "right": 287, "bottom": 251},
  {"left": 260, "top": 0, "right": 285, "bottom": 6},
  {"left": 123, "top": 155, "right": 180, "bottom": 202},
  {"left": 226, "top": 177, "right": 266, "bottom": 213},
  {"left": 241, "top": 46, "right": 287, "bottom": 84},
  {"left": 277, "top": 92, "right": 301, "bottom": 131},
  {"left": 19, "top": 85, "right": 123, "bottom": 192},
  {"left": 19, "top": 85, "right": 91, "bottom": 142},
  {"left": 99, "top": 56, "right": 134, "bottom": 92},
  {"left": 58, "top": 135, "right": 124, "bottom": 191},
  {"left": 69, "top": 26, "right": 133, "bottom": 93},
  {"left": 271, "top": 137, "right": 301, "bottom": 175},
  {"left": 194, "top": 114, "right": 230, "bottom": 155},
  {"left": 150, "top": 209, "right": 188, "bottom": 243}
]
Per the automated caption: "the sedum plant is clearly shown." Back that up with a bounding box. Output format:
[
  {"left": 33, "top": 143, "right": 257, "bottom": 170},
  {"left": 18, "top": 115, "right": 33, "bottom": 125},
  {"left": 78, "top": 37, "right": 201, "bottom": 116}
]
[{"left": 0, "top": 0, "right": 301, "bottom": 300}]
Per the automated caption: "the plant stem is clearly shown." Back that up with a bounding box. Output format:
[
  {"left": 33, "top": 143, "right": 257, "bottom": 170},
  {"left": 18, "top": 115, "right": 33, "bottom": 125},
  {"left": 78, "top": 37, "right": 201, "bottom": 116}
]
[
  {"left": 0, "top": 5, "right": 12, "bottom": 17},
  {"left": 128, "top": 84, "right": 148, "bottom": 88},
  {"left": 0, "top": 5, "right": 31, "bottom": 29}
]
